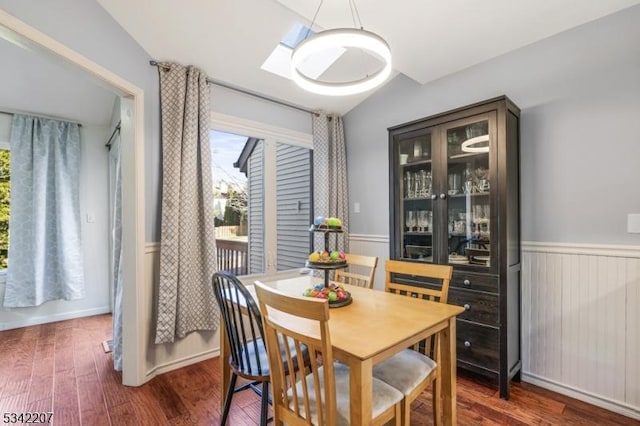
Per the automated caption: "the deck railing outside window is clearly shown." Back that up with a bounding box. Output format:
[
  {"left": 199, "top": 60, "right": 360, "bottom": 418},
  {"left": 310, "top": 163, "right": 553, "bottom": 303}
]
[{"left": 216, "top": 239, "right": 248, "bottom": 276}]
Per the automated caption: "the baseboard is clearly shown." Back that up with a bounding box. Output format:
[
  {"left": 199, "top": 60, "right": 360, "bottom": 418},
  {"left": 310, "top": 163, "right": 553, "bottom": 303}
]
[
  {"left": 0, "top": 306, "right": 111, "bottom": 331},
  {"left": 146, "top": 348, "right": 220, "bottom": 378},
  {"left": 521, "top": 372, "right": 640, "bottom": 421}
]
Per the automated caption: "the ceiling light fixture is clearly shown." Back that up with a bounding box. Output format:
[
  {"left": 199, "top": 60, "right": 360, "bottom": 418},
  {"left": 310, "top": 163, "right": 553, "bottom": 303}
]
[
  {"left": 291, "top": 0, "right": 392, "bottom": 96},
  {"left": 461, "top": 135, "right": 490, "bottom": 153}
]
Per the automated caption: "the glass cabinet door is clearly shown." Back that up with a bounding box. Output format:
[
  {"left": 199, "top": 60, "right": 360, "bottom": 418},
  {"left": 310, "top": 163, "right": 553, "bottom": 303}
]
[
  {"left": 395, "top": 130, "right": 434, "bottom": 262},
  {"left": 444, "top": 115, "right": 495, "bottom": 269}
]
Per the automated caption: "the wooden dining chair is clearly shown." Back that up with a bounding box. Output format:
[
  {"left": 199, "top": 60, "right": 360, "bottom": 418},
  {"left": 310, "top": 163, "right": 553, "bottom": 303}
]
[
  {"left": 333, "top": 253, "right": 378, "bottom": 289},
  {"left": 253, "top": 280, "right": 403, "bottom": 426},
  {"left": 372, "top": 259, "right": 453, "bottom": 426}
]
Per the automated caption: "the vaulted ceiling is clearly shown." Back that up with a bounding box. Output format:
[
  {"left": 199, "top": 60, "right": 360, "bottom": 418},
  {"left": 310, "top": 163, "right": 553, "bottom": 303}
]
[
  {"left": 97, "top": 0, "right": 640, "bottom": 114},
  {"left": 2, "top": 0, "right": 639, "bottom": 125}
]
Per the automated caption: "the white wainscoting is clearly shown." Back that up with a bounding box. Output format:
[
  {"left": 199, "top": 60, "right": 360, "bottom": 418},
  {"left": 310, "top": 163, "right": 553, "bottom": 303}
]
[
  {"left": 348, "top": 235, "right": 640, "bottom": 420},
  {"left": 522, "top": 242, "right": 640, "bottom": 420},
  {"left": 143, "top": 243, "right": 220, "bottom": 380},
  {"left": 348, "top": 234, "right": 390, "bottom": 291}
]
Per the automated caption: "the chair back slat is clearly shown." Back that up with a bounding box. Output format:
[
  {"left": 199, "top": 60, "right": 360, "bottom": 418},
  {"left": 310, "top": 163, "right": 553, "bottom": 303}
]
[
  {"left": 212, "top": 272, "right": 268, "bottom": 379},
  {"left": 385, "top": 260, "right": 453, "bottom": 357},
  {"left": 254, "top": 281, "right": 337, "bottom": 425},
  {"left": 334, "top": 253, "right": 378, "bottom": 289}
]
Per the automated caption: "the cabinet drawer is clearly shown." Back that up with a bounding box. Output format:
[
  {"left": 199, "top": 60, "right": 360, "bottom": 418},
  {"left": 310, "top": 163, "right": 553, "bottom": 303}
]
[
  {"left": 448, "top": 288, "right": 498, "bottom": 326},
  {"left": 456, "top": 320, "right": 499, "bottom": 372},
  {"left": 451, "top": 271, "right": 498, "bottom": 293}
]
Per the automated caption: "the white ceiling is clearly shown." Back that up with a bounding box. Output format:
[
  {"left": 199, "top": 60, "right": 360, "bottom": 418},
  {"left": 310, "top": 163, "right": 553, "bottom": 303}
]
[
  {"left": 98, "top": 0, "right": 639, "bottom": 115},
  {"left": 0, "top": 34, "right": 117, "bottom": 126},
  {"left": 2, "top": 0, "right": 637, "bottom": 124}
]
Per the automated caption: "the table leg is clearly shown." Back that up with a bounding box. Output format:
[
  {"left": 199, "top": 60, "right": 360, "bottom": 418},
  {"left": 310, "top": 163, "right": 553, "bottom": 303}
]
[
  {"left": 349, "top": 357, "right": 373, "bottom": 425},
  {"left": 220, "top": 322, "right": 230, "bottom": 412},
  {"left": 440, "top": 317, "right": 457, "bottom": 426}
]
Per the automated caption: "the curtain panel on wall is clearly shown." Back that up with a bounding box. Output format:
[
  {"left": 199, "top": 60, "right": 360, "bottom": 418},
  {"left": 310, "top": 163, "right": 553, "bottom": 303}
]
[
  {"left": 155, "top": 63, "right": 219, "bottom": 344},
  {"left": 312, "top": 113, "right": 349, "bottom": 252},
  {"left": 3, "top": 114, "right": 85, "bottom": 307},
  {"left": 108, "top": 130, "right": 123, "bottom": 370}
]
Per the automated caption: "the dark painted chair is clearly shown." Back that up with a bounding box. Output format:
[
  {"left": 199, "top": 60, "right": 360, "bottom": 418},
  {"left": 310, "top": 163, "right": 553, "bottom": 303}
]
[
  {"left": 212, "top": 271, "right": 309, "bottom": 426},
  {"left": 212, "top": 271, "right": 271, "bottom": 425}
]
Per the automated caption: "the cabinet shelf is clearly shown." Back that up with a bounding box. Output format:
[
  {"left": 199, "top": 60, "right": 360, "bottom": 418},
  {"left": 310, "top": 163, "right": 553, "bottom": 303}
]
[
  {"left": 401, "top": 159, "right": 432, "bottom": 167},
  {"left": 447, "top": 192, "right": 489, "bottom": 199},
  {"left": 449, "top": 152, "right": 488, "bottom": 160},
  {"left": 403, "top": 197, "right": 433, "bottom": 202}
]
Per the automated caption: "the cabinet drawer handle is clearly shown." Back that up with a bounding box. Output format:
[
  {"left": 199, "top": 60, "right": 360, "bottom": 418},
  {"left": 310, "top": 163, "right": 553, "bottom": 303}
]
[
  {"left": 463, "top": 303, "right": 471, "bottom": 311},
  {"left": 463, "top": 279, "right": 471, "bottom": 286},
  {"left": 430, "top": 194, "right": 437, "bottom": 200},
  {"left": 464, "top": 341, "right": 471, "bottom": 348},
  {"left": 439, "top": 193, "right": 447, "bottom": 199}
]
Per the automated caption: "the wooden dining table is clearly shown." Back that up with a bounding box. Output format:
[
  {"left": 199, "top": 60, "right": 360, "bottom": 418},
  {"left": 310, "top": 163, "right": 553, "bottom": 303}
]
[{"left": 219, "top": 274, "right": 465, "bottom": 426}]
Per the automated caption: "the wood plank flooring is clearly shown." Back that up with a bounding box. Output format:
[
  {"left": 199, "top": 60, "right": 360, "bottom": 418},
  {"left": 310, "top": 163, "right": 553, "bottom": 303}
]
[{"left": 1, "top": 314, "right": 637, "bottom": 425}]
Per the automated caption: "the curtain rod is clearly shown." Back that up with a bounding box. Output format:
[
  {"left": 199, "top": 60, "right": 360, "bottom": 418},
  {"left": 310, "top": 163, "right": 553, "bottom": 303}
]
[
  {"left": 105, "top": 121, "right": 121, "bottom": 150},
  {"left": 0, "top": 109, "right": 83, "bottom": 127},
  {"left": 149, "top": 60, "right": 319, "bottom": 116}
]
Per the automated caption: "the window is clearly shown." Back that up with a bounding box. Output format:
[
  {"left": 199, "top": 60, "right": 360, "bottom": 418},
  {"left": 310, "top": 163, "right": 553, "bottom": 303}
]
[
  {"left": 210, "top": 131, "right": 249, "bottom": 275},
  {"left": 260, "top": 22, "right": 345, "bottom": 81},
  {"left": 211, "top": 130, "right": 312, "bottom": 275},
  {"left": 0, "top": 141, "right": 9, "bottom": 270}
]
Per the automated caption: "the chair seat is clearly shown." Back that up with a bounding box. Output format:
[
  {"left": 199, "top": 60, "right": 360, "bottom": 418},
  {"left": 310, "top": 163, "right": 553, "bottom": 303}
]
[
  {"left": 235, "top": 337, "right": 308, "bottom": 378},
  {"left": 372, "top": 349, "right": 437, "bottom": 395},
  {"left": 289, "top": 362, "right": 403, "bottom": 425}
]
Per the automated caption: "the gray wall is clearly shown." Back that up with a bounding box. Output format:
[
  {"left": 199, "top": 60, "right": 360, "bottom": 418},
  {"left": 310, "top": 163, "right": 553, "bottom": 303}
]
[
  {"left": 211, "top": 85, "right": 312, "bottom": 135},
  {"left": 1, "top": 0, "right": 313, "bottom": 242},
  {"left": 0, "top": 0, "right": 161, "bottom": 240},
  {"left": 344, "top": 5, "right": 640, "bottom": 245}
]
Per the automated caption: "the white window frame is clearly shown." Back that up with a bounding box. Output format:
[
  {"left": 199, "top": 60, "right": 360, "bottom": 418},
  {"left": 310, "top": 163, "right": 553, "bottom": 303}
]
[{"left": 211, "top": 112, "right": 313, "bottom": 274}]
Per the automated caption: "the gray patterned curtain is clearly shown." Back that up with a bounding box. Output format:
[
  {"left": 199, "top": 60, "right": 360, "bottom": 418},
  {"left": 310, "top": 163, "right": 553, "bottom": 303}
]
[
  {"left": 155, "top": 63, "right": 219, "bottom": 344},
  {"left": 313, "top": 113, "right": 349, "bottom": 252}
]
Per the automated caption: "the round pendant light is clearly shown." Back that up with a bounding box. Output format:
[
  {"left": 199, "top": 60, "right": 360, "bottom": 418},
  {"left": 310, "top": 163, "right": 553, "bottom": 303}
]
[
  {"left": 290, "top": 28, "right": 392, "bottom": 96},
  {"left": 461, "top": 135, "right": 490, "bottom": 153}
]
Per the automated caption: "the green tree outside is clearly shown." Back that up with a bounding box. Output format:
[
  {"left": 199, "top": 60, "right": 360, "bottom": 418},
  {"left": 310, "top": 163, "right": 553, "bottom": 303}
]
[{"left": 0, "top": 149, "right": 10, "bottom": 269}]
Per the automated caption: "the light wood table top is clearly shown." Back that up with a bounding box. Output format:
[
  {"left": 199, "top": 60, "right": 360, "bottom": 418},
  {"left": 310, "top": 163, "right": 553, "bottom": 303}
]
[{"left": 222, "top": 274, "right": 464, "bottom": 425}]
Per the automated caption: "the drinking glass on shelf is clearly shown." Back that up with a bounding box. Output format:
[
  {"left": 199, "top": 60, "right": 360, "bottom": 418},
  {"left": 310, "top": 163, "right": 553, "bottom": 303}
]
[
  {"left": 463, "top": 180, "right": 474, "bottom": 194},
  {"left": 406, "top": 210, "right": 416, "bottom": 232},
  {"left": 405, "top": 172, "right": 415, "bottom": 198},
  {"left": 413, "top": 170, "right": 422, "bottom": 198},
  {"left": 448, "top": 173, "right": 460, "bottom": 195},
  {"left": 417, "top": 210, "right": 426, "bottom": 232},
  {"left": 417, "top": 170, "right": 427, "bottom": 197}
]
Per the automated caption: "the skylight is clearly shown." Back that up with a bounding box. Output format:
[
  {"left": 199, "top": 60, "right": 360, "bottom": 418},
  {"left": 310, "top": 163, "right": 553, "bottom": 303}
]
[{"left": 261, "top": 22, "right": 345, "bottom": 82}]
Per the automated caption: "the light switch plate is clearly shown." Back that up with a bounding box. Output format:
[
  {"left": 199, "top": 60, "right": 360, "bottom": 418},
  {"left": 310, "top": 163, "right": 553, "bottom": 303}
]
[
  {"left": 354, "top": 202, "right": 360, "bottom": 213},
  {"left": 628, "top": 214, "right": 640, "bottom": 233}
]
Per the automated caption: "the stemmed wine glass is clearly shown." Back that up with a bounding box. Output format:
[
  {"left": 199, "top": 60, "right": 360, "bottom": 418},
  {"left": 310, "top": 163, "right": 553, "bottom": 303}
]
[
  {"left": 406, "top": 210, "right": 416, "bottom": 232},
  {"left": 405, "top": 172, "right": 415, "bottom": 198},
  {"left": 417, "top": 210, "right": 427, "bottom": 232}
]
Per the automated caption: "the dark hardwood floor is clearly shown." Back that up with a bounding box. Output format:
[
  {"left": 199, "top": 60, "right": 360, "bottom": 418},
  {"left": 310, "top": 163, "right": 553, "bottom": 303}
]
[{"left": 0, "top": 314, "right": 637, "bottom": 425}]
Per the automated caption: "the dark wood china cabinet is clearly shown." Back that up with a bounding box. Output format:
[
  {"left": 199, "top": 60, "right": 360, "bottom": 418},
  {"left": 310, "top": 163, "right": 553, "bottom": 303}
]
[{"left": 388, "top": 96, "right": 521, "bottom": 398}]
